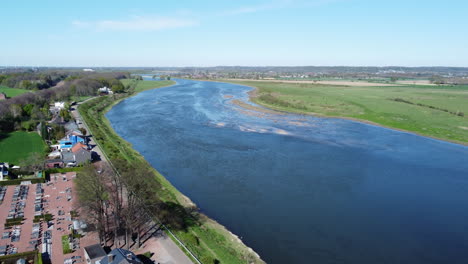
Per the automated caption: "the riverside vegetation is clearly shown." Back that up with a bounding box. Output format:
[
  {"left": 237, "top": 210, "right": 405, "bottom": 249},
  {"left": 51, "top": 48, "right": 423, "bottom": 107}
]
[
  {"left": 79, "top": 79, "right": 264, "bottom": 264},
  {"left": 227, "top": 80, "right": 468, "bottom": 144}
]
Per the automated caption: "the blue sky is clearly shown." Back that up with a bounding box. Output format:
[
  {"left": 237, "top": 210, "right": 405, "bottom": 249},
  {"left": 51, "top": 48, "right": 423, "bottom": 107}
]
[{"left": 1, "top": 0, "right": 467, "bottom": 67}]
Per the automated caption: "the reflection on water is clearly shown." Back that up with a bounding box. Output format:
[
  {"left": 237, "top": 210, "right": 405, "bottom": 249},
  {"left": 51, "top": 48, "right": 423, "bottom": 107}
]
[{"left": 107, "top": 78, "right": 468, "bottom": 264}]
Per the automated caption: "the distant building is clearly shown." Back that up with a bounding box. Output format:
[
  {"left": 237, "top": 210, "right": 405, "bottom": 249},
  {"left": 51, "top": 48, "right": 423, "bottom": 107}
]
[
  {"left": 83, "top": 244, "right": 106, "bottom": 264},
  {"left": 0, "top": 92, "right": 6, "bottom": 100},
  {"left": 83, "top": 69, "right": 95, "bottom": 72},
  {"left": 54, "top": 102, "right": 65, "bottom": 110},
  {"left": 99, "top": 248, "right": 142, "bottom": 264},
  {"left": 98, "top": 87, "right": 113, "bottom": 95}
]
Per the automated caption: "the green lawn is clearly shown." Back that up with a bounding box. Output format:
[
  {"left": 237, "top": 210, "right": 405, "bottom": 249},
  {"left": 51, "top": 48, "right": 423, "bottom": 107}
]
[
  {"left": 0, "top": 131, "right": 47, "bottom": 164},
  {"left": 0, "top": 86, "right": 30, "bottom": 98},
  {"left": 227, "top": 80, "right": 468, "bottom": 144}
]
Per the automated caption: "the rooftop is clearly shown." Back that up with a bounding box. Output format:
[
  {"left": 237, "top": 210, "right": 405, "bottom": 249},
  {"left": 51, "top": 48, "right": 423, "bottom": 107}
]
[{"left": 84, "top": 244, "right": 107, "bottom": 260}]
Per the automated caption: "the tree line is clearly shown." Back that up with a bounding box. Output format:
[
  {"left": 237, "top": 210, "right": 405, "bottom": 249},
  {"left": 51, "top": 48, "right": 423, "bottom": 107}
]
[
  {"left": 75, "top": 161, "right": 189, "bottom": 250},
  {"left": 0, "top": 72, "right": 129, "bottom": 133}
]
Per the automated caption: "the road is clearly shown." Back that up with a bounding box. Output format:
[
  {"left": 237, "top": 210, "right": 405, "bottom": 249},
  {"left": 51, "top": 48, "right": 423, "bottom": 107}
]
[{"left": 70, "top": 97, "right": 194, "bottom": 264}]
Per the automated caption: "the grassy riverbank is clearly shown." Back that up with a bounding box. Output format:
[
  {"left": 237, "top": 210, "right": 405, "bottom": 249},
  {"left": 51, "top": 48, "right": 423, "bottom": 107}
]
[
  {"left": 225, "top": 80, "right": 468, "bottom": 145},
  {"left": 79, "top": 79, "right": 264, "bottom": 264}
]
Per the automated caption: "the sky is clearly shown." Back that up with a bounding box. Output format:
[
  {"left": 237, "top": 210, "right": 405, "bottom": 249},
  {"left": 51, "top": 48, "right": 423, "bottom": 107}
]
[{"left": 1, "top": 0, "right": 467, "bottom": 67}]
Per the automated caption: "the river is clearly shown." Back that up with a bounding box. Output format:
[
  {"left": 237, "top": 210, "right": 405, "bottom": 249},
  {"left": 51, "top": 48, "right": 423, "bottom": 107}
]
[{"left": 106, "top": 78, "right": 468, "bottom": 264}]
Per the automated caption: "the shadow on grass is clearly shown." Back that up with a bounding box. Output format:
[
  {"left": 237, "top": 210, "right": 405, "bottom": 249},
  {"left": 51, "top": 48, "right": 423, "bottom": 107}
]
[
  {"left": 158, "top": 202, "right": 201, "bottom": 232},
  {"left": 0, "top": 132, "right": 10, "bottom": 142}
]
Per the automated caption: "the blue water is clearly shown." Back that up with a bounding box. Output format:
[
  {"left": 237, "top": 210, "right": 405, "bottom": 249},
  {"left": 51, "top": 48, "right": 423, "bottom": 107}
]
[{"left": 107, "top": 78, "right": 468, "bottom": 264}]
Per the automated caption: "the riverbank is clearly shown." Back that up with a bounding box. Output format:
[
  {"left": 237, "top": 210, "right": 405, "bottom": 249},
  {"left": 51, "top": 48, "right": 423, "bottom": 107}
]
[
  {"left": 222, "top": 79, "right": 468, "bottom": 146},
  {"left": 79, "top": 79, "right": 265, "bottom": 264}
]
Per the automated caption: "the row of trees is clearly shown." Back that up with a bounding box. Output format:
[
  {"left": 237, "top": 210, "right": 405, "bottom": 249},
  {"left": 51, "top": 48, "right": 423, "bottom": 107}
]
[
  {"left": 75, "top": 161, "right": 183, "bottom": 249},
  {"left": 0, "top": 71, "right": 68, "bottom": 90},
  {"left": 0, "top": 72, "right": 129, "bottom": 134}
]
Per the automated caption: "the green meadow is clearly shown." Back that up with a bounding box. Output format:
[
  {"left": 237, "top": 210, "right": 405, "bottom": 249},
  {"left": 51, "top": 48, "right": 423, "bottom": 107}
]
[
  {"left": 228, "top": 80, "right": 468, "bottom": 144},
  {"left": 0, "top": 131, "right": 47, "bottom": 164},
  {"left": 0, "top": 86, "right": 31, "bottom": 98}
]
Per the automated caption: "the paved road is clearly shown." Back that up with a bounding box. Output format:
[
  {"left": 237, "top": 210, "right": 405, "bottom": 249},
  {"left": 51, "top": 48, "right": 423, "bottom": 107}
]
[{"left": 71, "top": 97, "right": 193, "bottom": 264}]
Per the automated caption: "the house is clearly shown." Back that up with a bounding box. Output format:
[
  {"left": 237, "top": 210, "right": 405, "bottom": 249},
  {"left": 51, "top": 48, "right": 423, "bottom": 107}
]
[
  {"left": 61, "top": 151, "right": 76, "bottom": 167},
  {"left": 61, "top": 143, "right": 92, "bottom": 167},
  {"left": 0, "top": 163, "right": 9, "bottom": 181},
  {"left": 49, "top": 101, "right": 66, "bottom": 116},
  {"left": 71, "top": 143, "right": 92, "bottom": 165},
  {"left": 48, "top": 150, "right": 61, "bottom": 159},
  {"left": 59, "top": 133, "right": 87, "bottom": 150},
  {"left": 83, "top": 244, "right": 106, "bottom": 264},
  {"left": 99, "top": 248, "right": 142, "bottom": 264},
  {"left": 45, "top": 159, "right": 64, "bottom": 169},
  {"left": 54, "top": 102, "right": 65, "bottom": 110},
  {"left": 0, "top": 92, "right": 6, "bottom": 100},
  {"left": 98, "top": 87, "right": 113, "bottom": 95}
]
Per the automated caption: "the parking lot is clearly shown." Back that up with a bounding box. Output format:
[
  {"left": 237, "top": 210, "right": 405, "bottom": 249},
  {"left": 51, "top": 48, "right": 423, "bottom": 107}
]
[{"left": 0, "top": 172, "right": 99, "bottom": 263}]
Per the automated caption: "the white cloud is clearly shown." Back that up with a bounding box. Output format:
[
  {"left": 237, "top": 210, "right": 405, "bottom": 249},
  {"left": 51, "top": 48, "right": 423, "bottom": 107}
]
[
  {"left": 72, "top": 16, "right": 198, "bottom": 31},
  {"left": 221, "top": 0, "right": 343, "bottom": 16}
]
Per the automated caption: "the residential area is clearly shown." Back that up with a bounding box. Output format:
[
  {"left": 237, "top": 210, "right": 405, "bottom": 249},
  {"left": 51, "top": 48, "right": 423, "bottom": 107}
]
[{"left": 0, "top": 83, "right": 192, "bottom": 264}]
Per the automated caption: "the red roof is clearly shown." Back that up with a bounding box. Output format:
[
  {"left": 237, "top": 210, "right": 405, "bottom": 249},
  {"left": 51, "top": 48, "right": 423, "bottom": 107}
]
[{"left": 71, "top": 143, "right": 87, "bottom": 153}]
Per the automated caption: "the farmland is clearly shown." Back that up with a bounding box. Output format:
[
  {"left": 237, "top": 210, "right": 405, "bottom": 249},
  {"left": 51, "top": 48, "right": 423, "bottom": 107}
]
[
  {"left": 227, "top": 80, "right": 468, "bottom": 144},
  {"left": 0, "top": 86, "right": 30, "bottom": 98}
]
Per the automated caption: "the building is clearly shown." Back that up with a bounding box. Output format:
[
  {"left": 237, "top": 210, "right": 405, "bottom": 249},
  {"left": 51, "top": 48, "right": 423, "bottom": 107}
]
[
  {"left": 59, "top": 132, "right": 87, "bottom": 150},
  {"left": 54, "top": 102, "right": 65, "bottom": 110},
  {"left": 0, "top": 163, "right": 9, "bottom": 181},
  {"left": 0, "top": 92, "right": 6, "bottom": 100},
  {"left": 45, "top": 159, "right": 64, "bottom": 169},
  {"left": 61, "top": 143, "right": 92, "bottom": 167},
  {"left": 99, "top": 248, "right": 142, "bottom": 264},
  {"left": 71, "top": 143, "right": 92, "bottom": 165},
  {"left": 83, "top": 69, "right": 95, "bottom": 72},
  {"left": 49, "top": 101, "right": 66, "bottom": 116},
  {"left": 98, "top": 87, "right": 113, "bottom": 95},
  {"left": 84, "top": 244, "right": 107, "bottom": 264}
]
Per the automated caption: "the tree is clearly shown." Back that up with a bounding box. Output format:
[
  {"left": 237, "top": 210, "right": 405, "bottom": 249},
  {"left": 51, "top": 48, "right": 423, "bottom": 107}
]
[
  {"left": 20, "top": 152, "right": 44, "bottom": 172},
  {"left": 75, "top": 164, "right": 109, "bottom": 244},
  {"left": 79, "top": 127, "right": 87, "bottom": 136},
  {"left": 40, "top": 121, "right": 48, "bottom": 140},
  {"left": 59, "top": 109, "right": 71, "bottom": 122}
]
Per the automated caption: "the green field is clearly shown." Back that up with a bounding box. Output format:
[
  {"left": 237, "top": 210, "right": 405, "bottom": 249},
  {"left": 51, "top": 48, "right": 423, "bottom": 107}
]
[
  {"left": 0, "top": 131, "right": 47, "bottom": 164},
  {"left": 227, "top": 80, "right": 468, "bottom": 144},
  {"left": 80, "top": 80, "right": 264, "bottom": 264},
  {"left": 0, "top": 86, "right": 30, "bottom": 98}
]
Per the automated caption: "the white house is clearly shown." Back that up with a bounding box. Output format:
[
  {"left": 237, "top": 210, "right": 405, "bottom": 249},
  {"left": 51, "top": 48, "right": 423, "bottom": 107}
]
[
  {"left": 98, "top": 87, "right": 113, "bottom": 95},
  {"left": 54, "top": 102, "right": 65, "bottom": 110}
]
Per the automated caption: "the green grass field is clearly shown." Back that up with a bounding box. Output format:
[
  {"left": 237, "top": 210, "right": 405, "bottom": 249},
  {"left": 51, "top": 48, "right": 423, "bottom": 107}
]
[
  {"left": 0, "top": 86, "right": 30, "bottom": 98},
  {"left": 227, "top": 80, "right": 468, "bottom": 144},
  {"left": 0, "top": 131, "right": 47, "bottom": 164}
]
